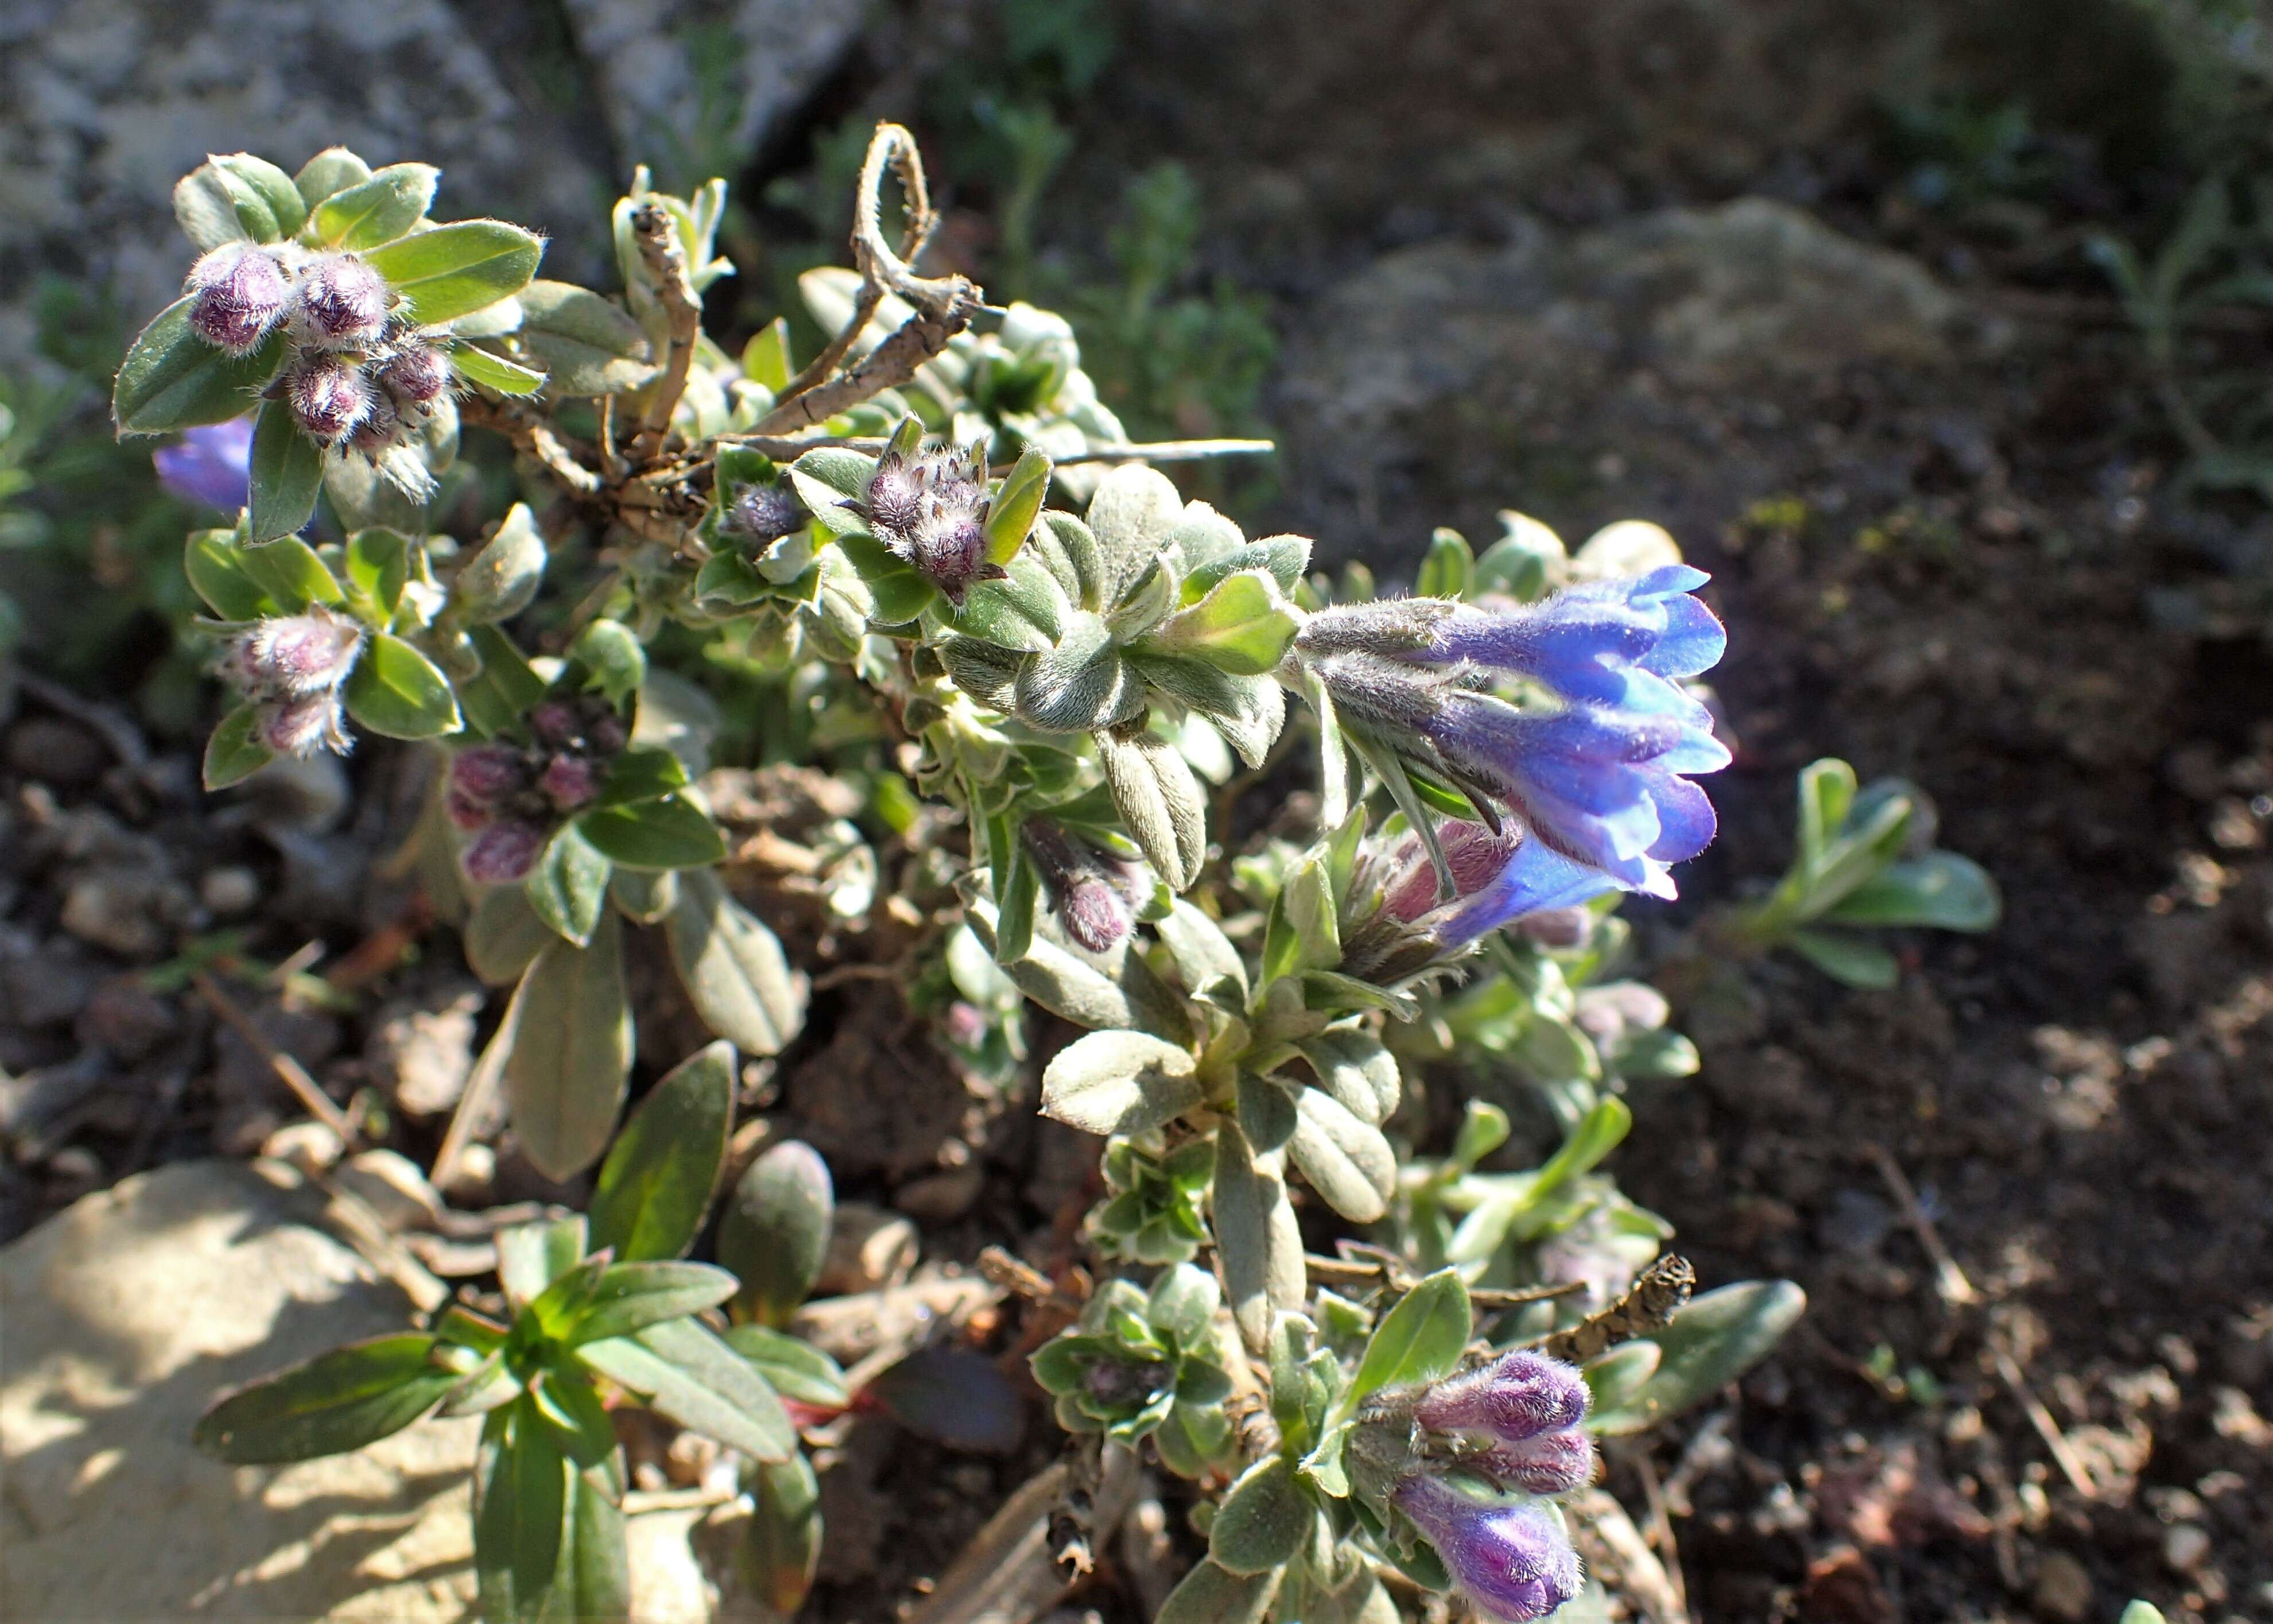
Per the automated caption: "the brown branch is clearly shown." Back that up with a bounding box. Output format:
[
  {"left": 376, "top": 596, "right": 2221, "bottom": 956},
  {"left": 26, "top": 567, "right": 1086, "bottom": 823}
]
[
  {"left": 193, "top": 971, "right": 360, "bottom": 1149},
  {"left": 456, "top": 393, "right": 604, "bottom": 498},
  {"left": 1535, "top": 1254, "right": 1694, "bottom": 1364},
  {"left": 630, "top": 202, "right": 701, "bottom": 461}
]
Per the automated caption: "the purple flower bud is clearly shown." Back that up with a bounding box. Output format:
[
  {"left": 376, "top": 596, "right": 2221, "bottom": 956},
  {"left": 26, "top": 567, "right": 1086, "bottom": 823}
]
[
  {"left": 185, "top": 245, "right": 288, "bottom": 355},
  {"left": 286, "top": 356, "right": 373, "bottom": 445},
  {"left": 462, "top": 820, "right": 548, "bottom": 885},
  {"left": 1381, "top": 820, "right": 1523, "bottom": 924},
  {"left": 1471, "top": 1427, "right": 1596, "bottom": 1497},
  {"left": 906, "top": 502, "right": 1004, "bottom": 606},
  {"left": 1060, "top": 875, "right": 1132, "bottom": 954},
  {"left": 1391, "top": 1474, "right": 1582, "bottom": 1623},
  {"left": 292, "top": 254, "right": 390, "bottom": 348},
  {"left": 447, "top": 789, "right": 494, "bottom": 832},
  {"left": 862, "top": 452, "right": 926, "bottom": 541},
  {"left": 1023, "top": 818, "right": 1136, "bottom": 953},
  {"left": 259, "top": 693, "right": 348, "bottom": 758},
  {"left": 526, "top": 701, "right": 581, "bottom": 749},
  {"left": 450, "top": 745, "right": 532, "bottom": 807},
  {"left": 540, "top": 754, "right": 602, "bottom": 811},
  {"left": 723, "top": 482, "right": 808, "bottom": 546},
  {"left": 346, "top": 388, "right": 401, "bottom": 459},
  {"left": 234, "top": 611, "right": 365, "bottom": 696},
  {"left": 585, "top": 710, "right": 629, "bottom": 757},
  {"left": 1414, "top": 1350, "right": 1589, "bottom": 1444},
  {"left": 154, "top": 418, "right": 254, "bottom": 513},
  {"left": 377, "top": 344, "right": 451, "bottom": 406}
]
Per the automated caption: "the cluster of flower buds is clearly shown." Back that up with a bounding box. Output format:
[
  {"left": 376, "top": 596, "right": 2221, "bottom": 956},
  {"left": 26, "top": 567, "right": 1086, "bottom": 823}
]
[
  {"left": 1360, "top": 1350, "right": 1595, "bottom": 1622},
  {"left": 446, "top": 696, "right": 630, "bottom": 883},
  {"left": 1021, "top": 817, "right": 1143, "bottom": 953},
  {"left": 1296, "top": 567, "right": 1729, "bottom": 902},
  {"left": 182, "top": 243, "right": 452, "bottom": 463},
  {"left": 219, "top": 607, "right": 366, "bottom": 757},
  {"left": 858, "top": 440, "right": 1007, "bottom": 605}
]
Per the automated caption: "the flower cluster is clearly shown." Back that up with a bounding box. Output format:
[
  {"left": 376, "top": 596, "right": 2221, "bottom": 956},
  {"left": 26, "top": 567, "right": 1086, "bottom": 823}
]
[
  {"left": 218, "top": 607, "right": 366, "bottom": 757},
  {"left": 857, "top": 440, "right": 1006, "bottom": 604},
  {"left": 1364, "top": 1350, "right": 1595, "bottom": 1622},
  {"left": 447, "top": 696, "right": 630, "bottom": 883},
  {"left": 1299, "top": 565, "right": 1729, "bottom": 904},
  {"left": 183, "top": 242, "right": 453, "bottom": 470}
]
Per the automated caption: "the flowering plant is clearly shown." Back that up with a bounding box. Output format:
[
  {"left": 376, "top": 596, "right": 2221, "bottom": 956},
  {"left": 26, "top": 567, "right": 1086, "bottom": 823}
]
[{"left": 116, "top": 125, "right": 1997, "bottom": 1620}]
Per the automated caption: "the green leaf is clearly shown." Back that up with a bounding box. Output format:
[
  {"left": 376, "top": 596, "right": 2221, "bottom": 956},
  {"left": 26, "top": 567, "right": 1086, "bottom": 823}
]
[
  {"left": 575, "top": 794, "right": 727, "bottom": 870},
  {"left": 1096, "top": 726, "right": 1207, "bottom": 890},
  {"left": 497, "top": 1216, "right": 589, "bottom": 1310},
  {"left": 527, "top": 822, "right": 611, "bottom": 947},
  {"left": 1142, "top": 569, "right": 1299, "bottom": 676},
  {"left": 1209, "top": 1456, "right": 1312, "bottom": 1575},
  {"left": 788, "top": 445, "right": 876, "bottom": 503},
  {"left": 1286, "top": 1088, "right": 1395, "bottom": 1223},
  {"left": 528, "top": 1367, "right": 617, "bottom": 1468},
  {"left": 588, "top": 1040, "right": 734, "bottom": 1262},
  {"left": 364, "top": 220, "right": 545, "bottom": 325},
  {"left": 1012, "top": 614, "right": 1134, "bottom": 732},
  {"left": 1592, "top": 1281, "right": 1805, "bottom": 1435},
  {"left": 609, "top": 866, "right": 679, "bottom": 925},
  {"left": 742, "top": 318, "right": 793, "bottom": 393},
  {"left": 245, "top": 400, "right": 325, "bottom": 544},
  {"left": 311, "top": 163, "right": 438, "bottom": 250},
  {"left": 173, "top": 163, "right": 267, "bottom": 249},
  {"left": 503, "top": 918, "right": 634, "bottom": 1181},
  {"left": 1213, "top": 1125, "right": 1306, "bottom": 1354},
  {"left": 561, "top": 1261, "right": 739, "bottom": 1344},
  {"left": 1415, "top": 527, "right": 1475, "bottom": 599},
  {"left": 983, "top": 447, "right": 1052, "bottom": 565},
  {"left": 1041, "top": 1030, "right": 1203, "bottom": 1136},
  {"left": 1261, "top": 856, "right": 1340, "bottom": 986},
  {"left": 234, "top": 532, "right": 344, "bottom": 611},
  {"left": 1788, "top": 928, "right": 1900, "bottom": 989},
  {"left": 343, "top": 633, "right": 461, "bottom": 739},
  {"left": 212, "top": 154, "right": 308, "bottom": 240},
  {"left": 473, "top": 1401, "right": 571, "bottom": 1623},
  {"left": 193, "top": 1334, "right": 454, "bottom": 1463},
  {"left": 184, "top": 528, "right": 269, "bottom": 618},
  {"left": 343, "top": 527, "right": 412, "bottom": 617},
  {"left": 567, "top": 619, "right": 646, "bottom": 706},
  {"left": 113, "top": 300, "right": 285, "bottom": 435},
  {"left": 723, "top": 1326, "right": 851, "bottom": 1409},
  {"left": 833, "top": 530, "right": 938, "bottom": 625},
  {"left": 2118, "top": 1605, "right": 2169, "bottom": 1624},
  {"left": 1145, "top": 1262, "right": 1221, "bottom": 1344},
  {"left": 1085, "top": 464, "right": 1186, "bottom": 603},
  {"left": 743, "top": 1452, "right": 823, "bottom": 1615},
  {"left": 516, "top": 280, "right": 656, "bottom": 396},
  {"left": 1580, "top": 1342, "right": 1662, "bottom": 1418},
  {"left": 459, "top": 623, "right": 551, "bottom": 738},
  {"left": 1797, "top": 757, "right": 1858, "bottom": 870},
  {"left": 203, "top": 704, "right": 276, "bottom": 790},
  {"left": 1347, "top": 1269, "right": 1469, "bottom": 1409},
  {"left": 576, "top": 1318, "right": 796, "bottom": 1463},
  {"left": 1824, "top": 852, "right": 1999, "bottom": 932},
  {"left": 452, "top": 343, "right": 547, "bottom": 396},
  {"left": 1156, "top": 1558, "right": 1282, "bottom": 1624},
  {"left": 293, "top": 148, "right": 373, "bottom": 212},
  {"left": 665, "top": 869, "right": 807, "bottom": 1057},
  {"left": 720, "top": 1139, "right": 834, "bottom": 1327},
  {"left": 453, "top": 502, "right": 546, "bottom": 622},
  {"left": 1297, "top": 1030, "right": 1398, "bottom": 1127}
]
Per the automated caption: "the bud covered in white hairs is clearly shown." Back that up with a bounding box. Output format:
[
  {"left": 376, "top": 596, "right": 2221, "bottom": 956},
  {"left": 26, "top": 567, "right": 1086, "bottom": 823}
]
[{"left": 185, "top": 245, "right": 289, "bottom": 355}]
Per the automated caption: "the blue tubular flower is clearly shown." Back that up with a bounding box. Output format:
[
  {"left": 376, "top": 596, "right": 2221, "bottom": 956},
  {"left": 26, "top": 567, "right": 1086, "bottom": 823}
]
[
  {"left": 1414, "top": 1348, "right": 1596, "bottom": 1498},
  {"left": 154, "top": 418, "right": 254, "bottom": 513},
  {"left": 1374, "top": 821, "right": 1619, "bottom": 957},
  {"left": 1391, "top": 1473, "right": 1582, "bottom": 1623},
  {"left": 1433, "top": 566, "right": 1725, "bottom": 706}
]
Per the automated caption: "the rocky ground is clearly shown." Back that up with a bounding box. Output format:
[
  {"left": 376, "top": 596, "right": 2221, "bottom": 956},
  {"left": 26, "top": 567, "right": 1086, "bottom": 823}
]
[{"left": 6, "top": 2, "right": 2273, "bottom": 1621}]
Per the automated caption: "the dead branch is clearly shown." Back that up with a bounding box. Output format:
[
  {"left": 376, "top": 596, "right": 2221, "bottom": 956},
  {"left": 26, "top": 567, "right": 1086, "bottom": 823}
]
[
  {"left": 630, "top": 201, "right": 701, "bottom": 460},
  {"left": 1535, "top": 1255, "right": 1694, "bottom": 1364}
]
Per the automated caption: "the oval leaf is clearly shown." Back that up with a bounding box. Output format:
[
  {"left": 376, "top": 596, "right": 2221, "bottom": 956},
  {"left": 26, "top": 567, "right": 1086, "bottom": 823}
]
[
  {"left": 1286, "top": 1087, "right": 1395, "bottom": 1223},
  {"left": 720, "top": 1140, "right": 834, "bottom": 1327},
  {"left": 1593, "top": 1281, "right": 1806, "bottom": 1436},
  {"left": 504, "top": 917, "right": 634, "bottom": 1181},
  {"left": 203, "top": 704, "right": 275, "bottom": 790},
  {"left": 194, "top": 1333, "right": 453, "bottom": 1463},
  {"left": 576, "top": 1318, "right": 795, "bottom": 1463},
  {"left": 364, "top": 219, "right": 544, "bottom": 326},
  {"left": 113, "top": 300, "right": 285, "bottom": 436},
  {"left": 1209, "top": 1456, "right": 1313, "bottom": 1575},
  {"left": 664, "top": 870, "right": 807, "bottom": 1056},
  {"left": 246, "top": 400, "right": 325, "bottom": 544},
  {"left": 588, "top": 1040, "right": 734, "bottom": 1262},
  {"left": 1041, "top": 1030, "right": 1202, "bottom": 1136},
  {"left": 1096, "top": 726, "right": 1207, "bottom": 890},
  {"left": 311, "top": 163, "right": 439, "bottom": 250},
  {"left": 343, "top": 633, "right": 461, "bottom": 739},
  {"left": 1347, "top": 1269, "right": 1469, "bottom": 1409},
  {"left": 575, "top": 793, "right": 727, "bottom": 870}
]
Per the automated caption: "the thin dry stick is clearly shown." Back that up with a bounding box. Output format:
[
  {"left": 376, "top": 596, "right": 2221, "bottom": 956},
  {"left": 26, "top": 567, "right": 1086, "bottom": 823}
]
[
  {"left": 193, "top": 970, "right": 359, "bottom": 1148},
  {"left": 1992, "top": 1342, "right": 2100, "bottom": 1499},
  {"left": 1536, "top": 1255, "right": 1694, "bottom": 1364},
  {"left": 1624, "top": 1441, "right": 1690, "bottom": 1619},
  {"left": 630, "top": 202, "right": 701, "bottom": 461},
  {"left": 456, "top": 394, "right": 604, "bottom": 497},
  {"left": 1864, "top": 1143, "right": 1976, "bottom": 1306}
]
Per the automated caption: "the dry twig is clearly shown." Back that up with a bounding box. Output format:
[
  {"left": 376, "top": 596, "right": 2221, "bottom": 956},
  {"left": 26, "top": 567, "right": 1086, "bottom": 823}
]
[
  {"left": 1536, "top": 1255, "right": 1694, "bottom": 1363},
  {"left": 193, "top": 970, "right": 360, "bottom": 1148},
  {"left": 630, "top": 201, "right": 701, "bottom": 460}
]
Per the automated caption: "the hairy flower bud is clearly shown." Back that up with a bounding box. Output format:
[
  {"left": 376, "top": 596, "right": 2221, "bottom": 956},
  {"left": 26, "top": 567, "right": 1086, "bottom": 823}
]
[
  {"left": 286, "top": 355, "right": 373, "bottom": 445},
  {"left": 906, "top": 499, "right": 1003, "bottom": 606},
  {"left": 291, "top": 254, "right": 390, "bottom": 348},
  {"left": 346, "top": 389, "right": 401, "bottom": 460},
  {"left": 1414, "top": 1350, "right": 1590, "bottom": 1444},
  {"left": 723, "top": 482, "right": 808, "bottom": 547},
  {"left": 233, "top": 609, "right": 365, "bottom": 697},
  {"left": 377, "top": 343, "right": 451, "bottom": 406},
  {"left": 540, "top": 754, "right": 602, "bottom": 811},
  {"left": 1390, "top": 1474, "right": 1581, "bottom": 1623},
  {"left": 450, "top": 745, "right": 531, "bottom": 807},
  {"left": 185, "top": 245, "right": 288, "bottom": 355},
  {"left": 1380, "top": 820, "right": 1524, "bottom": 924},
  {"left": 1471, "top": 1427, "right": 1596, "bottom": 1497},
  {"left": 259, "top": 693, "right": 348, "bottom": 758},
  {"left": 1023, "top": 818, "right": 1135, "bottom": 952},
  {"left": 462, "top": 820, "right": 547, "bottom": 885}
]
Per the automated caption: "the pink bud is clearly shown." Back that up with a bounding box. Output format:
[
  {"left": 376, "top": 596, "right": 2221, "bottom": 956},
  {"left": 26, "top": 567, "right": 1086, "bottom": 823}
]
[
  {"left": 286, "top": 356, "right": 373, "bottom": 445},
  {"left": 346, "top": 389, "right": 401, "bottom": 459},
  {"left": 539, "top": 754, "right": 601, "bottom": 811},
  {"left": 235, "top": 611, "right": 364, "bottom": 696},
  {"left": 450, "top": 745, "right": 530, "bottom": 804},
  {"left": 1060, "top": 876, "right": 1132, "bottom": 954},
  {"left": 585, "top": 711, "right": 629, "bottom": 757},
  {"left": 377, "top": 344, "right": 451, "bottom": 406},
  {"left": 527, "top": 701, "right": 580, "bottom": 748},
  {"left": 447, "top": 789, "right": 493, "bottom": 831},
  {"left": 292, "top": 254, "right": 389, "bottom": 348},
  {"left": 1382, "top": 820, "right": 1521, "bottom": 923},
  {"left": 462, "top": 820, "right": 548, "bottom": 885},
  {"left": 185, "top": 245, "right": 288, "bottom": 355},
  {"left": 259, "top": 693, "right": 346, "bottom": 758}
]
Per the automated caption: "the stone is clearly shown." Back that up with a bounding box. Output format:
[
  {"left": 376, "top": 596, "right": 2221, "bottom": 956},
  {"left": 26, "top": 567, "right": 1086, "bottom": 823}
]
[
  {"left": 2031, "top": 1550, "right": 2093, "bottom": 1623},
  {"left": 1271, "top": 199, "right": 1984, "bottom": 566},
  {"left": 814, "top": 1200, "right": 920, "bottom": 1295},
  {"left": 0, "top": 1158, "right": 480, "bottom": 1621},
  {"left": 363, "top": 985, "right": 481, "bottom": 1119},
  {"left": 560, "top": 0, "right": 867, "bottom": 188},
  {"left": 0, "top": 0, "right": 610, "bottom": 371}
]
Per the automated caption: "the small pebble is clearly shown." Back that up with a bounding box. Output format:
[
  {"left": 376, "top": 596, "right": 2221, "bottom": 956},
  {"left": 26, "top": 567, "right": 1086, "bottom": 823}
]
[
  {"left": 2164, "top": 1522, "right": 2211, "bottom": 1574},
  {"left": 261, "top": 1120, "right": 345, "bottom": 1174},
  {"left": 201, "top": 866, "right": 261, "bottom": 915},
  {"left": 2031, "top": 1551, "right": 2092, "bottom": 1622}
]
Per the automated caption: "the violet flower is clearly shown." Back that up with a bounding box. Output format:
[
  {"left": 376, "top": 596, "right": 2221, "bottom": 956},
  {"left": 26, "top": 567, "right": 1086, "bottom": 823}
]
[
  {"left": 154, "top": 418, "right": 255, "bottom": 513},
  {"left": 1390, "top": 1473, "right": 1582, "bottom": 1623}
]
